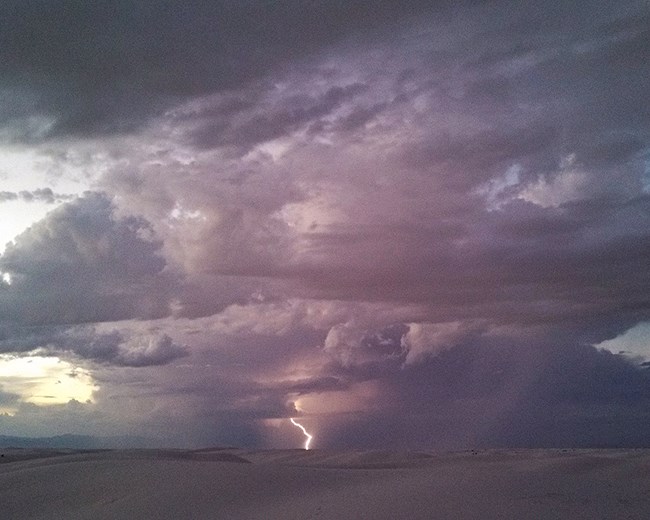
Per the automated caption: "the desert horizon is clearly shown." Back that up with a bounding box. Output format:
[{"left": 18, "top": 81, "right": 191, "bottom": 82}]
[
  {"left": 1, "top": 1, "right": 649, "bottom": 518},
  {"left": 3, "top": 444, "right": 650, "bottom": 519}
]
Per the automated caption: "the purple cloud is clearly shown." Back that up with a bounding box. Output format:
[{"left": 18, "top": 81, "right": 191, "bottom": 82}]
[{"left": 0, "top": 0, "right": 649, "bottom": 448}]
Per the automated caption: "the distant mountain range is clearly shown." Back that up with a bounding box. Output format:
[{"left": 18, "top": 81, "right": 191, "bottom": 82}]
[{"left": 0, "top": 434, "right": 160, "bottom": 449}]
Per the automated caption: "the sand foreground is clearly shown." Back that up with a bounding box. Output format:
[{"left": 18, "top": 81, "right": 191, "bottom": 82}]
[{"left": 1, "top": 447, "right": 649, "bottom": 519}]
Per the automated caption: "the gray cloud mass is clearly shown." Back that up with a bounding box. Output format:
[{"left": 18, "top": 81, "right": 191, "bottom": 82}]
[
  {"left": 0, "top": 0, "right": 649, "bottom": 449},
  {"left": 0, "top": 192, "right": 177, "bottom": 325}
]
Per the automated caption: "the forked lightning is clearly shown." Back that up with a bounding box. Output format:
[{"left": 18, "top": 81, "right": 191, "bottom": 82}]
[{"left": 290, "top": 418, "right": 313, "bottom": 450}]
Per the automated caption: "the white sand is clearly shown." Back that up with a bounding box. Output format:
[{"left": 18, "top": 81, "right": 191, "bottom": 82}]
[{"left": 2, "top": 447, "right": 650, "bottom": 519}]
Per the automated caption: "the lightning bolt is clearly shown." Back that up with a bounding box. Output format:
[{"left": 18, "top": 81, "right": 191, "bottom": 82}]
[{"left": 290, "top": 418, "right": 313, "bottom": 450}]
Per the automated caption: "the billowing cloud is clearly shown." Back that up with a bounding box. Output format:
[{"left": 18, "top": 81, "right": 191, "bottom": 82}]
[
  {"left": 324, "top": 322, "right": 407, "bottom": 368},
  {"left": 0, "top": 192, "right": 177, "bottom": 325},
  {"left": 0, "top": 0, "right": 649, "bottom": 449},
  {"left": 113, "top": 333, "right": 188, "bottom": 367},
  {"left": 0, "top": 325, "right": 187, "bottom": 368}
]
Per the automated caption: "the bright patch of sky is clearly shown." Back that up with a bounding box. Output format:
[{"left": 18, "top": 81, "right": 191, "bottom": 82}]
[
  {"left": 596, "top": 322, "right": 650, "bottom": 362},
  {"left": 519, "top": 154, "right": 588, "bottom": 208},
  {"left": 476, "top": 164, "right": 521, "bottom": 211},
  {"left": 0, "top": 145, "right": 99, "bottom": 252},
  {"left": 0, "top": 355, "right": 97, "bottom": 412},
  {"left": 477, "top": 154, "right": 592, "bottom": 211}
]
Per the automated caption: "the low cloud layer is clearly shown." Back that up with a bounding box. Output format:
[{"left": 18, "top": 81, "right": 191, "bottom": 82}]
[
  {"left": 0, "top": 325, "right": 187, "bottom": 368},
  {"left": 0, "top": 0, "right": 649, "bottom": 448},
  {"left": 0, "top": 188, "right": 73, "bottom": 204}
]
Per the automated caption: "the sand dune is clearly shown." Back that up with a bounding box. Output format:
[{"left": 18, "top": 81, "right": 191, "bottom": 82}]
[{"left": 2, "top": 447, "right": 650, "bottom": 519}]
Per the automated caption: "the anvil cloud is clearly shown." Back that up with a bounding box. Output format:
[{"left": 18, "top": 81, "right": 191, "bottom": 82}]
[{"left": 0, "top": 0, "right": 649, "bottom": 448}]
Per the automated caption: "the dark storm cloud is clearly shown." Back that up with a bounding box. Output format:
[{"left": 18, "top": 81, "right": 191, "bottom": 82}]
[
  {"left": 188, "top": 83, "right": 369, "bottom": 151},
  {"left": 0, "top": 0, "right": 439, "bottom": 140},
  {"left": 0, "top": 192, "right": 177, "bottom": 325},
  {"left": 280, "top": 376, "right": 346, "bottom": 395},
  {"left": 315, "top": 340, "right": 650, "bottom": 449},
  {"left": 402, "top": 125, "right": 559, "bottom": 186},
  {"left": 272, "top": 194, "right": 650, "bottom": 348},
  {"left": 71, "top": 330, "right": 188, "bottom": 367},
  {"left": 92, "top": 0, "right": 649, "bottom": 340},
  {"left": 2, "top": 0, "right": 650, "bottom": 449},
  {"left": 0, "top": 326, "right": 187, "bottom": 367}
]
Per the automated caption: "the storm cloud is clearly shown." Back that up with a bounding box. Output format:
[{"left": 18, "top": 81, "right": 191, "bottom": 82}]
[
  {"left": 0, "top": 0, "right": 649, "bottom": 448},
  {"left": 0, "top": 0, "right": 439, "bottom": 140},
  {"left": 0, "top": 192, "right": 177, "bottom": 325}
]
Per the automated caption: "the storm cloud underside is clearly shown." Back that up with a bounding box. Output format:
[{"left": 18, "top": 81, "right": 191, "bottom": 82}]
[{"left": 0, "top": 0, "right": 649, "bottom": 448}]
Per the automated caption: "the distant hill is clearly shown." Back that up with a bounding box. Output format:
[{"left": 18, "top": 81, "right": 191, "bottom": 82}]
[{"left": 0, "top": 434, "right": 160, "bottom": 449}]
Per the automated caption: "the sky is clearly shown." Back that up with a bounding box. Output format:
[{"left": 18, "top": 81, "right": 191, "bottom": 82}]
[{"left": 0, "top": 0, "right": 649, "bottom": 449}]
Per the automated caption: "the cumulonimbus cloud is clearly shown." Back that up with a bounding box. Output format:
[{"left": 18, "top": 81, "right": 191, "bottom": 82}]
[{"left": 0, "top": 0, "right": 649, "bottom": 448}]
